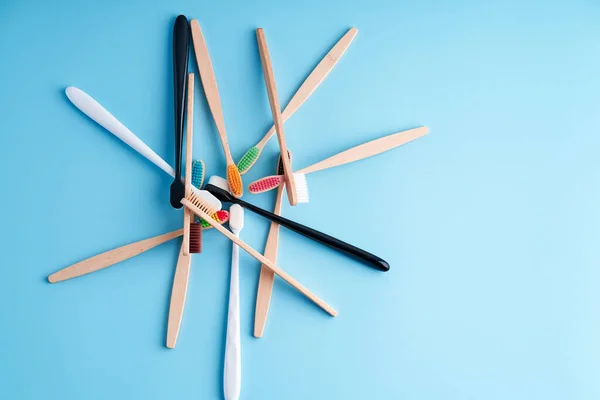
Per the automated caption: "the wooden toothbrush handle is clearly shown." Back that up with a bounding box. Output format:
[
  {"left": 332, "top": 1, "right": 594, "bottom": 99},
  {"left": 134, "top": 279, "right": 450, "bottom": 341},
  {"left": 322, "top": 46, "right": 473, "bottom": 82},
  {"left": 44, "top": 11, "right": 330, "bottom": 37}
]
[
  {"left": 254, "top": 181, "right": 285, "bottom": 337},
  {"left": 48, "top": 229, "right": 183, "bottom": 283},
  {"left": 256, "top": 28, "right": 297, "bottom": 206},
  {"left": 298, "top": 126, "right": 429, "bottom": 175},
  {"left": 257, "top": 28, "right": 358, "bottom": 149},
  {"left": 181, "top": 199, "right": 337, "bottom": 316},
  {"left": 166, "top": 241, "right": 192, "bottom": 348},
  {"left": 190, "top": 20, "right": 233, "bottom": 164}
]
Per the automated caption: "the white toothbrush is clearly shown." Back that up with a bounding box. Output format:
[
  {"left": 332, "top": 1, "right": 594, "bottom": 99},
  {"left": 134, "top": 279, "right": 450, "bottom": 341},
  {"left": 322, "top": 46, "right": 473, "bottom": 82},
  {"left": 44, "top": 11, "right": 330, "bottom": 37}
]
[
  {"left": 65, "top": 86, "right": 216, "bottom": 206},
  {"left": 225, "top": 204, "right": 243, "bottom": 400}
]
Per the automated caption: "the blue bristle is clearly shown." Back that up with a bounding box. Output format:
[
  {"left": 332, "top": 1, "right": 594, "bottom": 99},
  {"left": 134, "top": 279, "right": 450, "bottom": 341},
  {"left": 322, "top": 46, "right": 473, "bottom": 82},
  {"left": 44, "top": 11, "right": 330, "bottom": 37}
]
[{"left": 191, "top": 160, "right": 205, "bottom": 189}]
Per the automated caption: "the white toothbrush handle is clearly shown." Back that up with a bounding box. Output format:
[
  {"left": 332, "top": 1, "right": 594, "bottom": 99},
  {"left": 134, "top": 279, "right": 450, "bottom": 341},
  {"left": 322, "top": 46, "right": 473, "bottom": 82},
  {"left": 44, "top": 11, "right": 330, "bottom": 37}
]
[
  {"left": 224, "top": 233, "right": 241, "bottom": 400},
  {"left": 65, "top": 87, "right": 175, "bottom": 177}
]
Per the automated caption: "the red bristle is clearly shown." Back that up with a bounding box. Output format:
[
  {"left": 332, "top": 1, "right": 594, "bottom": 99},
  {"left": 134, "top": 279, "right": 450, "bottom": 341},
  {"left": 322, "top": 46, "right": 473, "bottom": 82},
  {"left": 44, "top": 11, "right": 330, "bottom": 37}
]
[
  {"left": 189, "top": 223, "right": 202, "bottom": 253},
  {"left": 215, "top": 210, "right": 229, "bottom": 223}
]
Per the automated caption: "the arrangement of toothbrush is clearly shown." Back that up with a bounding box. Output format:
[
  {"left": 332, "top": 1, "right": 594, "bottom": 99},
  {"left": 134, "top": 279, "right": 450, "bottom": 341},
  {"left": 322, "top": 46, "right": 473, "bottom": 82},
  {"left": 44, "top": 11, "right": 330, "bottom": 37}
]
[{"left": 48, "top": 15, "right": 428, "bottom": 400}]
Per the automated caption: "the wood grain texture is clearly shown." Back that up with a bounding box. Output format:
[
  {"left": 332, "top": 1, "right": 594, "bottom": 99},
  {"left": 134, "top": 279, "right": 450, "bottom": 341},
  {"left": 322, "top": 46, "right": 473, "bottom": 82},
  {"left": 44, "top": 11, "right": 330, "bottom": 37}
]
[
  {"left": 255, "top": 27, "right": 358, "bottom": 149},
  {"left": 47, "top": 230, "right": 183, "bottom": 283},
  {"left": 181, "top": 198, "right": 337, "bottom": 316},
  {"left": 254, "top": 156, "right": 288, "bottom": 338},
  {"left": 166, "top": 242, "right": 191, "bottom": 348},
  {"left": 256, "top": 28, "right": 297, "bottom": 206},
  {"left": 190, "top": 20, "right": 233, "bottom": 165},
  {"left": 298, "top": 126, "right": 429, "bottom": 175}
]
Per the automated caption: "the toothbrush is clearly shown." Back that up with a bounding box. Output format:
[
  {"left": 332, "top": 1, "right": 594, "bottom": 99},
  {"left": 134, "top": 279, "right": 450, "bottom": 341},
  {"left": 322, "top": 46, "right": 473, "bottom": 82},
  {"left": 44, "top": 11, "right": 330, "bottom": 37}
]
[
  {"left": 167, "top": 73, "right": 198, "bottom": 349},
  {"left": 224, "top": 204, "right": 243, "bottom": 400},
  {"left": 256, "top": 28, "right": 303, "bottom": 206},
  {"left": 64, "top": 86, "right": 216, "bottom": 207},
  {"left": 206, "top": 176, "right": 390, "bottom": 271},
  {"left": 237, "top": 27, "right": 358, "bottom": 174},
  {"left": 182, "top": 191, "right": 337, "bottom": 316},
  {"left": 190, "top": 19, "right": 243, "bottom": 198},
  {"left": 47, "top": 210, "right": 229, "bottom": 284},
  {"left": 254, "top": 153, "right": 289, "bottom": 338},
  {"left": 48, "top": 229, "right": 183, "bottom": 283},
  {"left": 248, "top": 126, "right": 429, "bottom": 195},
  {"left": 170, "top": 15, "right": 191, "bottom": 208}
]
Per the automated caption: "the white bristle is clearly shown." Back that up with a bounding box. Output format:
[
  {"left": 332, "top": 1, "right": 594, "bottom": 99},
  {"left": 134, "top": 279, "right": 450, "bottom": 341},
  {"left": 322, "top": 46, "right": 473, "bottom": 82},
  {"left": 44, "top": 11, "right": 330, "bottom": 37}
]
[
  {"left": 293, "top": 173, "right": 309, "bottom": 203},
  {"left": 229, "top": 204, "right": 245, "bottom": 232},
  {"left": 208, "top": 175, "right": 230, "bottom": 193},
  {"left": 189, "top": 187, "right": 222, "bottom": 212}
]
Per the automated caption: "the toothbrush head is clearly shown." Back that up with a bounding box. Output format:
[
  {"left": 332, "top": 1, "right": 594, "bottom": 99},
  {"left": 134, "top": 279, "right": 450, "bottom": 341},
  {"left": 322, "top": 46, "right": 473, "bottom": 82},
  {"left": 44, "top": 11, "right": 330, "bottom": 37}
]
[
  {"left": 237, "top": 146, "right": 261, "bottom": 175},
  {"left": 199, "top": 210, "right": 229, "bottom": 228},
  {"left": 229, "top": 204, "right": 245, "bottom": 233},
  {"left": 189, "top": 222, "right": 202, "bottom": 253},
  {"left": 292, "top": 173, "right": 309, "bottom": 204},
  {"left": 184, "top": 189, "right": 221, "bottom": 216},
  {"left": 170, "top": 180, "right": 185, "bottom": 208},
  {"left": 191, "top": 160, "right": 205, "bottom": 189},
  {"left": 189, "top": 187, "right": 222, "bottom": 211},
  {"left": 277, "top": 151, "right": 291, "bottom": 174},
  {"left": 205, "top": 175, "right": 235, "bottom": 203},
  {"left": 227, "top": 165, "right": 243, "bottom": 198},
  {"left": 248, "top": 175, "right": 284, "bottom": 194}
]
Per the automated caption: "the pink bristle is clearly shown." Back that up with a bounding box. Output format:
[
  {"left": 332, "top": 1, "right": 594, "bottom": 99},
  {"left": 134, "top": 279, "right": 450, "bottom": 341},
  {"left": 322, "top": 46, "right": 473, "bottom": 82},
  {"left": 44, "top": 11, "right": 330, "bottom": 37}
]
[{"left": 249, "top": 175, "right": 284, "bottom": 194}]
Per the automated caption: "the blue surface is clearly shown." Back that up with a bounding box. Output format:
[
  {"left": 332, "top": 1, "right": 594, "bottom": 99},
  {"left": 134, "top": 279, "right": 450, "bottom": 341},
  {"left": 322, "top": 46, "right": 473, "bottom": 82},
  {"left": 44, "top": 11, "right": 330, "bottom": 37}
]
[{"left": 1, "top": 0, "right": 599, "bottom": 398}]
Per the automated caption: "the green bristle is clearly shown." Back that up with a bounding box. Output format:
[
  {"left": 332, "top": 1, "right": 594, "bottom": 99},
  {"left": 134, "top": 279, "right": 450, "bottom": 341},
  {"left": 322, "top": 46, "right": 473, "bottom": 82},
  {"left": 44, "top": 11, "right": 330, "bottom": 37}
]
[
  {"left": 200, "top": 218, "right": 211, "bottom": 228},
  {"left": 237, "top": 146, "right": 260, "bottom": 174},
  {"left": 191, "top": 160, "right": 205, "bottom": 189}
]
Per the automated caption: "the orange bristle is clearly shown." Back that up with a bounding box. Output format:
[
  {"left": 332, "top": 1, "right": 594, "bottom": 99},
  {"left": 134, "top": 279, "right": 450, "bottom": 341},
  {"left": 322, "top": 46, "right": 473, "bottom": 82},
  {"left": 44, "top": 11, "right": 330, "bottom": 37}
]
[
  {"left": 189, "top": 222, "right": 202, "bottom": 253},
  {"left": 227, "top": 165, "right": 243, "bottom": 197}
]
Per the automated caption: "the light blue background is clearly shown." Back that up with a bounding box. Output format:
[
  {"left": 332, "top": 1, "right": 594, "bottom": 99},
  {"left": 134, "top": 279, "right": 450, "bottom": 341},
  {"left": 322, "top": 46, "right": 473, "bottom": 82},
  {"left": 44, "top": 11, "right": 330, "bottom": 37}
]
[{"left": 1, "top": 0, "right": 599, "bottom": 398}]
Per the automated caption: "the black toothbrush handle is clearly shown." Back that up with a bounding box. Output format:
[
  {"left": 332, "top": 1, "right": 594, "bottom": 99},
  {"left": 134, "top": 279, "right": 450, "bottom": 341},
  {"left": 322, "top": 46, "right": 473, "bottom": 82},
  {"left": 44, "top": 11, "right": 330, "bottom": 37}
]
[
  {"left": 235, "top": 198, "right": 390, "bottom": 271},
  {"left": 170, "top": 15, "right": 190, "bottom": 208}
]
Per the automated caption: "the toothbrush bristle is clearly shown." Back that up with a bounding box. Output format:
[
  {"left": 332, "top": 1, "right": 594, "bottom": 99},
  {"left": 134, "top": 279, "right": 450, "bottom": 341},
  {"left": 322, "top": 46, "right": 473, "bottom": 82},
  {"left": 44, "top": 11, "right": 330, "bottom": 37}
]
[
  {"left": 248, "top": 175, "right": 284, "bottom": 194},
  {"left": 227, "top": 165, "right": 243, "bottom": 197},
  {"left": 199, "top": 210, "right": 229, "bottom": 229},
  {"left": 189, "top": 222, "right": 202, "bottom": 253},
  {"left": 293, "top": 173, "right": 309, "bottom": 203},
  {"left": 215, "top": 210, "right": 229, "bottom": 223},
  {"left": 186, "top": 191, "right": 218, "bottom": 216},
  {"left": 278, "top": 150, "right": 292, "bottom": 175},
  {"left": 237, "top": 146, "right": 260, "bottom": 175},
  {"left": 191, "top": 160, "right": 205, "bottom": 189}
]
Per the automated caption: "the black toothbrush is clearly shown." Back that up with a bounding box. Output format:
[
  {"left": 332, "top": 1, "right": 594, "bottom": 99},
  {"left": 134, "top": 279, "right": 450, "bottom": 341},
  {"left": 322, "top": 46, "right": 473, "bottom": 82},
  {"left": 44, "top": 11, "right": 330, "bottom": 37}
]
[
  {"left": 170, "top": 15, "right": 191, "bottom": 208},
  {"left": 204, "top": 181, "right": 390, "bottom": 271}
]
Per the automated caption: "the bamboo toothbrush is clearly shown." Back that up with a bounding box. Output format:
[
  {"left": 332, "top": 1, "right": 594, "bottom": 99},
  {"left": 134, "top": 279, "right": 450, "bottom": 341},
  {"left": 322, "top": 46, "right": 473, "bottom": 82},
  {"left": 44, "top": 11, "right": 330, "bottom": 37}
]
[
  {"left": 254, "top": 153, "right": 289, "bottom": 338},
  {"left": 237, "top": 27, "right": 358, "bottom": 175},
  {"left": 181, "top": 191, "right": 337, "bottom": 316},
  {"left": 205, "top": 176, "right": 389, "bottom": 271},
  {"left": 190, "top": 19, "right": 243, "bottom": 198},
  {"left": 170, "top": 15, "right": 191, "bottom": 208},
  {"left": 167, "top": 73, "right": 197, "bottom": 349},
  {"left": 47, "top": 208, "right": 229, "bottom": 284},
  {"left": 256, "top": 28, "right": 302, "bottom": 206},
  {"left": 248, "top": 126, "right": 429, "bottom": 195},
  {"left": 224, "top": 204, "right": 243, "bottom": 400},
  {"left": 64, "top": 87, "right": 216, "bottom": 207}
]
